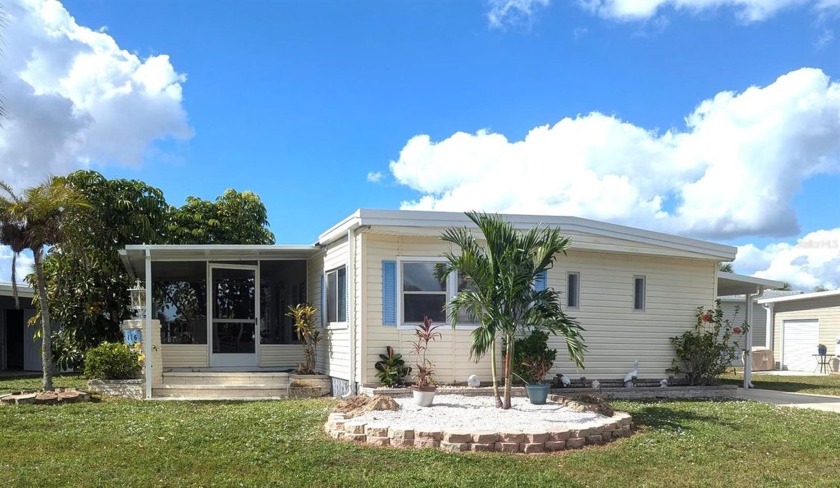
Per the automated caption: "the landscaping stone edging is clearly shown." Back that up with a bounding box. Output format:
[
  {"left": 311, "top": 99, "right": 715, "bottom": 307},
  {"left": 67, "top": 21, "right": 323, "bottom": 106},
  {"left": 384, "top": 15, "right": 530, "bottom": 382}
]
[
  {"left": 87, "top": 379, "right": 144, "bottom": 400},
  {"left": 324, "top": 394, "right": 634, "bottom": 454}
]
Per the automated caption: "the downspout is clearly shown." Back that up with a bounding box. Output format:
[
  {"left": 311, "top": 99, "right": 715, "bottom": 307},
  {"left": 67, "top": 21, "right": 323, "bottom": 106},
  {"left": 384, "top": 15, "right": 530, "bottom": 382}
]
[
  {"left": 346, "top": 227, "right": 358, "bottom": 396},
  {"left": 763, "top": 302, "right": 774, "bottom": 350},
  {"left": 144, "top": 247, "right": 153, "bottom": 399}
]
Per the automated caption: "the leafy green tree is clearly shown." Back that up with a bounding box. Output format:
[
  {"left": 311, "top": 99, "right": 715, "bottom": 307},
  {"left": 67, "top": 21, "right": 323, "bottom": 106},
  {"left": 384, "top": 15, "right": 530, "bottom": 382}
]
[
  {"left": 718, "top": 262, "right": 734, "bottom": 273},
  {"left": 437, "top": 212, "right": 586, "bottom": 409},
  {"left": 0, "top": 177, "right": 89, "bottom": 390},
  {"left": 168, "top": 189, "right": 275, "bottom": 245},
  {"left": 39, "top": 171, "right": 169, "bottom": 370}
]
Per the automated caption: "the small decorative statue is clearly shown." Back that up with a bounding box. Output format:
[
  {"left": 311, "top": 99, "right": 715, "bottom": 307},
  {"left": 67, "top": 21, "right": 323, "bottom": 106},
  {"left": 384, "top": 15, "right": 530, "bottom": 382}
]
[
  {"left": 624, "top": 360, "right": 640, "bottom": 388},
  {"left": 591, "top": 380, "right": 600, "bottom": 389},
  {"left": 660, "top": 378, "right": 669, "bottom": 388},
  {"left": 467, "top": 374, "right": 481, "bottom": 387}
]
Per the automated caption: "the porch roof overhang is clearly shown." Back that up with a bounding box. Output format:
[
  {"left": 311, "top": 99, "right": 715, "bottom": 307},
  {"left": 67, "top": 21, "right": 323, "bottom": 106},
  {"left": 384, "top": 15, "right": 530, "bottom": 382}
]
[
  {"left": 717, "top": 272, "right": 784, "bottom": 297},
  {"left": 0, "top": 282, "right": 35, "bottom": 299},
  {"left": 119, "top": 244, "right": 321, "bottom": 279}
]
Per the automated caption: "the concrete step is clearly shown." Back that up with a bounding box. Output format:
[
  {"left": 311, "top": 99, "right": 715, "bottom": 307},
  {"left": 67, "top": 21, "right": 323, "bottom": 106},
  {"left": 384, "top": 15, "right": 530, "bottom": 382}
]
[
  {"left": 153, "top": 384, "right": 288, "bottom": 399},
  {"left": 162, "top": 372, "right": 290, "bottom": 387}
]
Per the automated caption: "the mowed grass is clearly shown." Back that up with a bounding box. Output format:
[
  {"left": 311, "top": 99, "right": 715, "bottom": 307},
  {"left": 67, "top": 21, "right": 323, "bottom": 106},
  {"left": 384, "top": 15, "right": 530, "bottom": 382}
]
[
  {"left": 2, "top": 378, "right": 839, "bottom": 488},
  {"left": 719, "top": 372, "right": 840, "bottom": 397},
  {"left": 0, "top": 373, "right": 88, "bottom": 395}
]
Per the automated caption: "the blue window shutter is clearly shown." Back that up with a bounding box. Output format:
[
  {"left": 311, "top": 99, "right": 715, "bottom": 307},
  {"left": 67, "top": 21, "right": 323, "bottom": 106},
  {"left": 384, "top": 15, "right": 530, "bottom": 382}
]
[
  {"left": 382, "top": 260, "right": 396, "bottom": 326},
  {"left": 534, "top": 270, "right": 547, "bottom": 292},
  {"left": 320, "top": 273, "right": 326, "bottom": 326}
]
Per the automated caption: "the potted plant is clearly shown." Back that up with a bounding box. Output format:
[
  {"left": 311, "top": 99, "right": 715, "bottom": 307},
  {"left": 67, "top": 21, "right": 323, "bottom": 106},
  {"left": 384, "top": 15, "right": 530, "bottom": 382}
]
[
  {"left": 818, "top": 343, "right": 828, "bottom": 356},
  {"left": 520, "top": 357, "right": 553, "bottom": 405},
  {"left": 411, "top": 315, "right": 441, "bottom": 407},
  {"left": 374, "top": 346, "right": 412, "bottom": 387}
]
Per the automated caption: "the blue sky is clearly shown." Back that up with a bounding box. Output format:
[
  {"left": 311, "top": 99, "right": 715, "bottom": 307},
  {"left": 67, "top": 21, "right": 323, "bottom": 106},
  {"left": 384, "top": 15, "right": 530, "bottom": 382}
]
[{"left": 2, "top": 0, "right": 840, "bottom": 289}]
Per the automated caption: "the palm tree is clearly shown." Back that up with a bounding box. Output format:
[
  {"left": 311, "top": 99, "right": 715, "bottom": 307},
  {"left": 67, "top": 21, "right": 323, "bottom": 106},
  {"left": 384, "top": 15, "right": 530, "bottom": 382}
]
[
  {"left": 0, "top": 177, "right": 88, "bottom": 390},
  {"left": 437, "top": 211, "right": 586, "bottom": 409}
]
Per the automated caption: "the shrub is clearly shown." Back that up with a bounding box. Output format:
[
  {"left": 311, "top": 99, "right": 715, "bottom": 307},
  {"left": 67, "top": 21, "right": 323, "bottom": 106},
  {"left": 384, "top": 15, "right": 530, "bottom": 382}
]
[
  {"left": 511, "top": 330, "right": 557, "bottom": 385},
  {"left": 667, "top": 300, "right": 740, "bottom": 385},
  {"left": 84, "top": 342, "right": 142, "bottom": 380},
  {"left": 287, "top": 303, "right": 321, "bottom": 374},
  {"left": 374, "top": 346, "right": 412, "bottom": 387}
]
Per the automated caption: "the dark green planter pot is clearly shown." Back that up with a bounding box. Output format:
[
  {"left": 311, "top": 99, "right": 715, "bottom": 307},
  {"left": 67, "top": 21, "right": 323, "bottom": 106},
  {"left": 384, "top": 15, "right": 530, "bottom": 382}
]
[{"left": 525, "top": 383, "right": 550, "bottom": 405}]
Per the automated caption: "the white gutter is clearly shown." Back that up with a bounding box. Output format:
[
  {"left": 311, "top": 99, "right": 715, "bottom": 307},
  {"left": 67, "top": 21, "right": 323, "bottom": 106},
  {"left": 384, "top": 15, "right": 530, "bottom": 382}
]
[{"left": 144, "top": 247, "right": 153, "bottom": 399}]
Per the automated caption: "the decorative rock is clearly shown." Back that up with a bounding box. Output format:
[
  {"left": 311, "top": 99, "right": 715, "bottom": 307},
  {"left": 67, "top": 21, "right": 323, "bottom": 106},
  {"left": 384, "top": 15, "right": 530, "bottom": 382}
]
[
  {"left": 470, "top": 443, "right": 494, "bottom": 452},
  {"left": 500, "top": 432, "right": 526, "bottom": 443},
  {"left": 365, "top": 426, "right": 389, "bottom": 438},
  {"left": 524, "top": 431, "right": 549, "bottom": 443},
  {"left": 346, "top": 423, "right": 367, "bottom": 434},
  {"left": 389, "top": 428, "right": 414, "bottom": 440},
  {"left": 367, "top": 437, "right": 391, "bottom": 447},
  {"left": 586, "top": 434, "right": 603, "bottom": 444},
  {"left": 416, "top": 430, "right": 442, "bottom": 441},
  {"left": 467, "top": 375, "right": 481, "bottom": 387},
  {"left": 443, "top": 431, "right": 473, "bottom": 443},
  {"left": 472, "top": 431, "right": 499, "bottom": 443},
  {"left": 601, "top": 431, "right": 612, "bottom": 442},
  {"left": 440, "top": 441, "right": 471, "bottom": 453},
  {"left": 545, "top": 440, "right": 566, "bottom": 452},
  {"left": 521, "top": 443, "right": 545, "bottom": 454},
  {"left": 548, "top": 429, "right": 570, "bottom": 441},
  {"left": 567, "top": 437, "right": 586, "bottom": 449},
  {"left": 0, "top": 392, "right": 36, "bottom": 405},
  {"left": 494, "top": 442, "right": 519, "bottom": 453},
  {"left": 345, "top": 434, "right": 367, "bottom": 442},
  {"left": 414, "top": 438, "right": 440, "bottom": 449}
]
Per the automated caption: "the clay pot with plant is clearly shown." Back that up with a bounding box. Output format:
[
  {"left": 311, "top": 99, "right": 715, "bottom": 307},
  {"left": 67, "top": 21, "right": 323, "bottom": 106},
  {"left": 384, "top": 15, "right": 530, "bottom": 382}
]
[{"left": 411, "top": 315, "right": 441, "bottom": 406}]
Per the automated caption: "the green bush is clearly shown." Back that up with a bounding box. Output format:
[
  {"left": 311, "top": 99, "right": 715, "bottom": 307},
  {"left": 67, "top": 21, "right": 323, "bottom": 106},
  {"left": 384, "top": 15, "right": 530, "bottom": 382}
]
[
  {"left": 374, "top": 346, "right": 412, "bottom": 387},
  {"left": 511, "top": 330, "right": 557, "bottom": 385},
  {"left": 84, "top": 342, "right": 142, "bottom": 380},
  {"left": 667, "top": 300, "right": 740, "bottom": 385}
]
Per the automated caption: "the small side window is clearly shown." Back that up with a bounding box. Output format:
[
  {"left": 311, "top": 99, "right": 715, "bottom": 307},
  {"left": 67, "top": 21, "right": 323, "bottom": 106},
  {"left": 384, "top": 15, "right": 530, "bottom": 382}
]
[
  {"left": 567, "top": 272, "right": 580, "bottom": 309},
  {"left": 633, "top": 276, "right": 646, "bottom": 311},
  {"left": 326, "top": 266, "right": 347, "bottom": 323}
]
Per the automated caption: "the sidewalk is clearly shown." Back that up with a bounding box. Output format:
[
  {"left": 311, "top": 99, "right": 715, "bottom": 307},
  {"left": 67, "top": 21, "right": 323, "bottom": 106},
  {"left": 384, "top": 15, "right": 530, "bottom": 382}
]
[{"left": 737, "top": 388, "right": 840, "bottom": 413}]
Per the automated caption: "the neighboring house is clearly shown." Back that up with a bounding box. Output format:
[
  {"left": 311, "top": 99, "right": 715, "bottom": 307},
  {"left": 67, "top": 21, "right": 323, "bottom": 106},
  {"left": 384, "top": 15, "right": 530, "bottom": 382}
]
[
  {"left": 119, "top": 209, "right": 777, "bottom": 398},
  {"left": 719, "top": 289, "right": 804, "bottom": 351},
  {"left": 758, "top": 290, "right": 840, "bottom": 373},
  {"left": 0, "top": 282, "right": 41, "bottom": 372}
]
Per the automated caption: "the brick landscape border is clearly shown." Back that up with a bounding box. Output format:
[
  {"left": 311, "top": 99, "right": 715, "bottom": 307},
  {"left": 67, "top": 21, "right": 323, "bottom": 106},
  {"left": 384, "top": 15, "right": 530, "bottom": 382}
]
[{"left": 324, "top": 394, "right": 634, "bottom": 454}]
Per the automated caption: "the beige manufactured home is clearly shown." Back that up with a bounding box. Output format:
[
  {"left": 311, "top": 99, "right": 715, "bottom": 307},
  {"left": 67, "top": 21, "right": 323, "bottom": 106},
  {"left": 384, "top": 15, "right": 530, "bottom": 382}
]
[
  {"left": 758, "top": 290, "right": 840, "bottom": 373},
  {"left": 120, "top": 209, "right": 776, "bottom": 398}
]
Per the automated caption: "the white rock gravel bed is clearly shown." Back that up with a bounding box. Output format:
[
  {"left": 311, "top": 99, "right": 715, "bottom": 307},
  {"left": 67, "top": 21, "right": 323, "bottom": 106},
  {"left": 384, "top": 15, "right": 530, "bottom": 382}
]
[{"left": 350, "top": 394, "right": 604, "bottom": 431}]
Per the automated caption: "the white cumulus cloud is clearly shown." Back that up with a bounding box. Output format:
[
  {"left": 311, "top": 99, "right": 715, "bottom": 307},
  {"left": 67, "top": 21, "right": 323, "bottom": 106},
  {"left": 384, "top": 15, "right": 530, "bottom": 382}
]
[
  {"left": 0, "top": 248, "right": 35, "bottom": 285},
  {"left": 578, "top": 0, "right": 839, "bottom": 22},
  {"left": 0, "top": 0, "right": 193, "bottom": 190},
  {"left": 389, "top": 67, "right": 840, "bottom": 240},
  {"left": 734, "top": 229, "right": 840, "bottom": 290},
  {"left": 366, "top": 171, "right": 385, "bottom": 183}
]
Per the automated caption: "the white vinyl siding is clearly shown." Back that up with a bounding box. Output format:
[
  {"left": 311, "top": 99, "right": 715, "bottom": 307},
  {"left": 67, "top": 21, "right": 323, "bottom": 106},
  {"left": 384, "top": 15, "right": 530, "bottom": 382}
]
[
  {"left": 360, "top": 233, "right": 717, "bottom": 384},
  {"left": 309, "top": 237, "right": 353, "bottom": 381},
  {"left": 161, "top": 345, "right": 208, "bottom": 368},
  {"left": 258, "top": 345, "right": 306, "bottom": 368}
]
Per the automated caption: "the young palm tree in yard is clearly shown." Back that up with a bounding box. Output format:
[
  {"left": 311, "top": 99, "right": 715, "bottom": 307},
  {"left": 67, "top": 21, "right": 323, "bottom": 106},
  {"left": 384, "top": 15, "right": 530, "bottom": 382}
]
[
  {"left": 437, "top": 211, "right": 586, "bottom": 409},
  {"left": 0, "top": 177, "right": 88, "bottom": 390}
]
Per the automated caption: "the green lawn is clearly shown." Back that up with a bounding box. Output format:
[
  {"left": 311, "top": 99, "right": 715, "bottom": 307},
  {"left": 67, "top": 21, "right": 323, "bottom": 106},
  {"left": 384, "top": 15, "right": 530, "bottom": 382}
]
[
  {"left": 0, "top": 374, "right": 88, "bottom": 395},
  {"left": 1, "top": 378, "right": 839, "bottom": 488},
  {"left": 719, "top": 372, "right": 840, "bottom": 397}
]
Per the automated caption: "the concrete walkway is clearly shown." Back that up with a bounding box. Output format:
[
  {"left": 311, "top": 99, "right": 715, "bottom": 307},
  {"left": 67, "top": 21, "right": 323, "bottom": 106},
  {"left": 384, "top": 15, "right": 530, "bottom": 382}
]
[{"left": 737, "top": 388, "right": 840, "bottom": 413}]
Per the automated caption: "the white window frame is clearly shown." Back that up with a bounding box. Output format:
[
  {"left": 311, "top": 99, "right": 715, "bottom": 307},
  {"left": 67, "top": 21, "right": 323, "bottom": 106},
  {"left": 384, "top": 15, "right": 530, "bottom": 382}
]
[
  {"left": 325, "top": 266, "right": 347, "bottom": 327},
  {"left": 633, "top": 275, "right": 646, "bottom": 311},
  {"left": 396, "top": 257, "right": 478, "bottom": 330},
  {"left": 567, "top": 272, "right": 580, "bottom": 309}
]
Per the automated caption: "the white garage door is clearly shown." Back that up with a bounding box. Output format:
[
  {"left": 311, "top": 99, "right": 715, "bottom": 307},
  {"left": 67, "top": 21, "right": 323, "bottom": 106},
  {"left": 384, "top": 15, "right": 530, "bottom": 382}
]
[{"left": 782, "top": 320, "right": 819, "bottom": 372}]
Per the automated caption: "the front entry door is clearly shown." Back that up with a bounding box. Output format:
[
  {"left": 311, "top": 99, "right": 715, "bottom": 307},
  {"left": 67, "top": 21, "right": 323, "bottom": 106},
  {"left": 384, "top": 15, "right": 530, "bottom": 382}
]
[{"left": 210, "top": 265, "right": 259, "bottom": 367}]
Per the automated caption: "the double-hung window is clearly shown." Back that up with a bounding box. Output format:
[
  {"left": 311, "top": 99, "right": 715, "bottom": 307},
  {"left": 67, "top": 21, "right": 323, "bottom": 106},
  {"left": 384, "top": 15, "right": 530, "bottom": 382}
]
[
  {"left": 398, "top": 259, "right": 476, "bottom": 327},
  {"left": 325, "top": 266, "right": 347, "bottom": 323}
]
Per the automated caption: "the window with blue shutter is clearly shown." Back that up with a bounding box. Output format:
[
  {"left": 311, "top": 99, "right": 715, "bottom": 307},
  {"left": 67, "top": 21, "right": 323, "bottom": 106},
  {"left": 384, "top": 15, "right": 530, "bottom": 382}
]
[
  {"left": 382, "top": 260, "right": 396, "bottom": 326},
  {"left": 534, "top": 270, "right": 547, "bottom": 291}
]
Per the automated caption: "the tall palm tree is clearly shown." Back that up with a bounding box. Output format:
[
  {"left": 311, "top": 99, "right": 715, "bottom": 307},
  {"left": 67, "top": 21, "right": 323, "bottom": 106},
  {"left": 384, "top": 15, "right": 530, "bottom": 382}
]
[
  {"left": 437, "top": 211, "right": 586, "bottom": 409},
  {"left": 0, "top": 177, "right": 89, "bottom": 390}
]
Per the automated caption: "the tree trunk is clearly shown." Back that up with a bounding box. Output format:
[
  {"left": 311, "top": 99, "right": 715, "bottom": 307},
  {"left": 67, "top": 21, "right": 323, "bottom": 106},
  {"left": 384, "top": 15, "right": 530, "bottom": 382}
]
[
  {"left": 33, "top": 248, "right": 54, "bottom": 391},
  {"left": 490, "top": 341, "right": 502, "bottom": 408},
  {"left": 503, "top": 335, "right": 513, "bottom": 409}
]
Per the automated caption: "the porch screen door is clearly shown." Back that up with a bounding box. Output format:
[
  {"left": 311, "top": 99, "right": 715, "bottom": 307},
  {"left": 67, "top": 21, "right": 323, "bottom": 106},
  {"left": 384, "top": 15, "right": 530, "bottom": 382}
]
[{"left": 210, "top": 265, "right": 259, "bottom": 367}]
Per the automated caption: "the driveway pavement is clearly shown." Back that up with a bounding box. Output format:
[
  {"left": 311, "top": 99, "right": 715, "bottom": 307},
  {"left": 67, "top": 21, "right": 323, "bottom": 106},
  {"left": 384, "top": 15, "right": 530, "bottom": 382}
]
[{"left": 737, "top": 388, "right": 840, "bottom": 413}]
